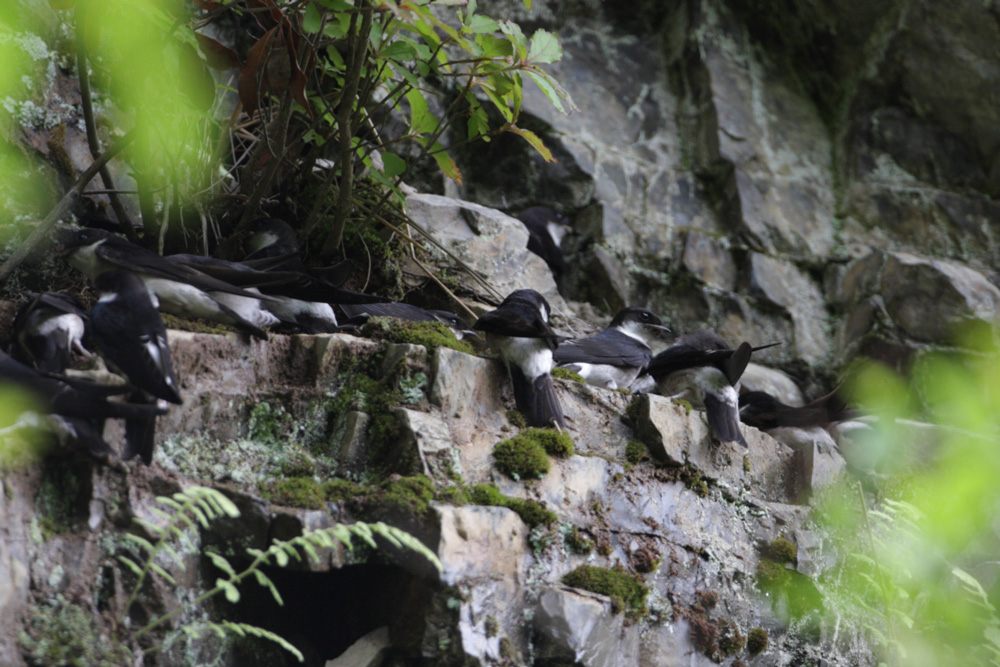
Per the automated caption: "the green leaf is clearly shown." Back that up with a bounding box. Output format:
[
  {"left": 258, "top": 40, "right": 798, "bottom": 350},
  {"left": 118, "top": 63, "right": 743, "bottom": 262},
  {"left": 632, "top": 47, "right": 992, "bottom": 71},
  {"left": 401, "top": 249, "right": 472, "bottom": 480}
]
[
  {"left": 117, "top": 555, "right": 144, "bottom": 577},
  {"left": 527, "top": 29, "right": 561, "bottom": 64},
  {"left": 466, "top": 15, "right": 498, "bottom": 34},
  {"left": 218, "top": 579, "right": 241, "bottom": 603},
  {"left": 475, "top": 34, "right": 513, "bottom": 58},
  {"left": 405, "top": 89, "right": 438, "bottom": 135},
  {"left": 524, "top": 69, "right": 570, "bottom": 114},
  {"left": 506, "top": 125, "right": 554, "bottom": 162},
  {"left": 467, "top": 106, "right": 489, "bottom": 141},
  {"left": 380, "top": 40, "right": 417, "bottom": 62},
  {"left": 274, "top": 549, "right": 289, "bottom": 567},
  {"left": 381, "top": 152, "right": 406, "bottom": 178},
  {"left": 303, "top": 3, "right": 322, "bottom": 33},
  {"left": 499, "top": 21, "right": 528, "bottom": 61},
  {"left": 149, "top": 563, "right": 177, "bottom": 585},
  {"left": 430, "top": 145, "right": 462, "bottom": 184},
  {"left": 208, "top": 552, "right": 237, "bottom": 578}
]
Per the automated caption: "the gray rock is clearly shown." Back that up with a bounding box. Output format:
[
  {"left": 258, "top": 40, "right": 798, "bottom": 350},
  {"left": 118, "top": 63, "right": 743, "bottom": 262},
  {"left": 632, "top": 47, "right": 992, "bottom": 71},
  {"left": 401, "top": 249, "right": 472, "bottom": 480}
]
[
  {"left": 337, "top": 411, "right": 371, "bottom": 474},
  {"left": 740, "top": 363, "right": 805, "bottom": 407},
  {"left": 881, "top": 252, "right": 1000, "bottom": 342},
  {"left": 435, "top": 504, "right": 530, "bottom": 663},
  {"left": 405, "top": 192, "right": 566, "bottom": 308},
  {"left": 750, "top": 253, "right": 831, "bottom": 364},
  {"left": 682, "top": 231, "right": 737, "bottom": 291},
  {"left": 763, "top": 426, "right": 847, "bottom": 501},
  {"left": 534, "top": 586, "right": 639, "bottom": 667},
  {"left": 394, "top": 408, "right": 455, "bottom": 478},
  {"left": 325, "top": 626, "right": 390, "bottom": 667},
  {"left": 630, "top": 394, "right": 796, "bottom": 503}
]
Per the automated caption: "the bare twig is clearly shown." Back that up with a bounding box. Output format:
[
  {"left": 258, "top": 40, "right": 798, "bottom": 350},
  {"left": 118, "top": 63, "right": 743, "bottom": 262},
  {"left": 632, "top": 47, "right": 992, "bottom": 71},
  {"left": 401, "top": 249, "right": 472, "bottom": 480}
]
[{"left": 0, "top": 130, "right": 136, "bottom": 282}]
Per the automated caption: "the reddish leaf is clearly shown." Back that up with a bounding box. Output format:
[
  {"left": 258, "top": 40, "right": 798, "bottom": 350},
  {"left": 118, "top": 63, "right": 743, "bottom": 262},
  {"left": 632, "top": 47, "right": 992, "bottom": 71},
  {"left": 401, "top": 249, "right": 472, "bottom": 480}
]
[
  {"left": 195, "top": 32, "right": 242, "bottom": 70},
  {"left": 246, "top": 0, "right": 282, "bottom": 29},
  {"left": 280, "top": 21, "right": 314, "bottom": 117},
  {"left": 192, "top": 0, "right": 221, "bottom": 9},
  {"left": 238, "top": 26, "right": 278, "bottom": 115}
]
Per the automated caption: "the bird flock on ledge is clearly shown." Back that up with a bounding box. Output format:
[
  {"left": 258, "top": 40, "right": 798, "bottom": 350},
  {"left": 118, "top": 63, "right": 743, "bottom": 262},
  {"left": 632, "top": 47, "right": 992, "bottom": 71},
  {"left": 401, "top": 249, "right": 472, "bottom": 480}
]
[{"left": 1, "top": 213, "right": 855, "bottom": 471}]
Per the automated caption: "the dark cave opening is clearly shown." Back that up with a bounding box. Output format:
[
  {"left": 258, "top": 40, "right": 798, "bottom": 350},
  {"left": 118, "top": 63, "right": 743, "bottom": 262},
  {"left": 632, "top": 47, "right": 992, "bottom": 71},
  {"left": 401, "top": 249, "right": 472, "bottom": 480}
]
[{"left": 219, "top": 560, "right": 437, "bottom": 667}]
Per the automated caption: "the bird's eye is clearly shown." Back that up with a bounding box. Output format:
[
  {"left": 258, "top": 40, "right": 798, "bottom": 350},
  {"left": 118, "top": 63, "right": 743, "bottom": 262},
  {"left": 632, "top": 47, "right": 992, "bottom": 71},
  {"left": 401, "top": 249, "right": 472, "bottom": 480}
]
[{"left": 641, "top": 312, "right": 650, "bottom": 320}]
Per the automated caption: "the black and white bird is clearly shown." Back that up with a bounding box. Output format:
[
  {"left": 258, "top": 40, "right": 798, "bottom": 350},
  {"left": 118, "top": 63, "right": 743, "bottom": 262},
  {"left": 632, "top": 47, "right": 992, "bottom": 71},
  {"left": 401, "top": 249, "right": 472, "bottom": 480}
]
[
  {"left": 474, "top": 289, "right": 566, "bottom": 429},
  {"left": 554, "top": 307, "right": 671, "bottom": 390},
  {"left": 165, "top": 254, "right": 340, "bottom": 334},
  {"left": 0, "top": 349, "right": 165, "bottom": 461},
  {"left": 636, "top": 330, "right": 773, "bottom": 447},
  {"left": 338, "top": 302, "right": 476, "bottom": 339},
  {"left": 90, "top": 271, "right": 183, "bottom": 464},
  {"left": 60, "top": 227, "right": 282, "bottom": 339},
  {"left": 13, "top": 292, "right": 93, "bottom": 373},
  {"left": 517, "top": 207, "right": 571, "bottom": 280}
]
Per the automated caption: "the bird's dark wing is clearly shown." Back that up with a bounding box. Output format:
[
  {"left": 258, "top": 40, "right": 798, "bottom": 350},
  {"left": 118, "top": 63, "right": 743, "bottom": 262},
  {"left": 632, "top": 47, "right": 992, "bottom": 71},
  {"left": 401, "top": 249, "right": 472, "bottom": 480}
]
[
  {"left": 91, "top": 301, "right": 182, "bottom": 404},
  {"left": 722, "top": 342, "right": 752, "bottom": 386},
  {"left": 98, "top": 241, "right": 281, "bottom": 302},
  {"left": 555, "top": 329, "right": 651, "bottom": 368},
  {"left": 474, "top": 307, "right": 560, "bottom": 340},
  {"left": 646, "top": 345, "right": 735, "bottom": 379}
]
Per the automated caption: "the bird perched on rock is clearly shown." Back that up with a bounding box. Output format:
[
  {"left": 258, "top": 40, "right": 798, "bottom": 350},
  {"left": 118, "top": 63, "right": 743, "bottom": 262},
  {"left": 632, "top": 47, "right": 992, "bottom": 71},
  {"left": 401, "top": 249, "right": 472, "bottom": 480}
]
[
  {"left": 13, "top": 292, "right": 92, "bottom": 373},
  {"left": 517, "top": 207, "right": 571, "bottom": 280},
  {"left": 636, "top": 330, "right": 776, "bottom": 447},
  {"left": 554, "top": 307, "right": 671, "bottom": 390},
  {"left": 90, "top": 271, "right": 182, "bottom": 464},
  {"left": 60, "top": 227, "right": 282, "bottom": 339},
  {"left": 0, "top": 349, "right": 165, "bottom": 461},
  {"left": 474, "top": 289, "right": 565, "bottom": 429},
  {"left": 739, "top": 389, "right": 850, "bottom": 432}
]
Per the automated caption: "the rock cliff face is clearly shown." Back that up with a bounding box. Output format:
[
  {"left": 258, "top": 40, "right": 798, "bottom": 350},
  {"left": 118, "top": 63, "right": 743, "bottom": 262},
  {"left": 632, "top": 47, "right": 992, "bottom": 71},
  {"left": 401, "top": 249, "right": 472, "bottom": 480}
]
[{"left": 2, "top": 0, "right": 999, "bottom": 665}]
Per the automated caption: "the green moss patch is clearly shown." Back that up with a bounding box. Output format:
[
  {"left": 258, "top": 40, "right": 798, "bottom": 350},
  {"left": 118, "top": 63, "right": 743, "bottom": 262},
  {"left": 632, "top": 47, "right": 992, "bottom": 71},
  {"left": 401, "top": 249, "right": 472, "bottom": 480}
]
[
  {"left": 19, "top": 597, "right": 130, "bottom": 666},
  {"left": 493, "top": 436, "right": 550, "bottom": 479},
  {"left": 436, "top": 483, "right": 556, "bottom": 528},
  {"left": 565, "top": 526, "right": 594, "bottom": 554},
  {"left": 324, "top": 475, "right": 435, "bottom": 527},
  {"left": 505, "top": 409, "right": 527, "bottom": 429},
  {"left": 756, "top": 558, "right": 791, "bottom": 589},
  {"left": 361, "top": 316, "right": 474, "bottom": 355},
  {"left": 551, "top": 366, "right": 584, "bottom": 383},
  {"left": 161, "top": 312, "right": 236, "bottom": 335},
  {"left": 747, "top": 627, "right": 768, "bottom": 656},
  {"left": 625, "top": 440, "right": 646, "bottom": 465},
  {"left": 259, "top": 477, "right": 326, "bottom": 509},
  {"left": 765, "top": 537, "right": 797, "bottom": 563},
  {"left": 561, "top": 564, "right": 648, "bottom": 617}
]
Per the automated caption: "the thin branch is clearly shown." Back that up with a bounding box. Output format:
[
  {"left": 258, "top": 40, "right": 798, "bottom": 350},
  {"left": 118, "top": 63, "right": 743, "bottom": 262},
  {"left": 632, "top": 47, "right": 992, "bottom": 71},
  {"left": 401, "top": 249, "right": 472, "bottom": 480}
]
[
  {"left": 0, "top": 130, "right": 136, "bottom": 283},
  {"left": 75, "top": 0, "right": 139, "bottom": 243},
  {"left": 321, "top": 2, "right": 373, "bottom": 256}
]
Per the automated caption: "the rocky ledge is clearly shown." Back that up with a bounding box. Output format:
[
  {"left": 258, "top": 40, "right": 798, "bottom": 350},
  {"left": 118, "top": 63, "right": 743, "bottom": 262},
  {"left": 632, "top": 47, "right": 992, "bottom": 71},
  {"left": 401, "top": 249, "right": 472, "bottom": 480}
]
[{"left": 1, "top": 327, "right": 874, "bottom": 666}]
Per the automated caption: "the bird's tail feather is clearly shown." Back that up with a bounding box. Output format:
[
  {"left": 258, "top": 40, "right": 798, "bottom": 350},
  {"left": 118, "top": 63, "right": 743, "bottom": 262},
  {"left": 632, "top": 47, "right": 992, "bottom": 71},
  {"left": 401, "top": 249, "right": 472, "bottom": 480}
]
[
  {"left": 704, "top": 393, "right": 747, "bottom": 447},
  {"left": 510, "top": 366, "right": 566, "bottom": 429},
  {"left": 123, "top": 392, "right": 158, "bottom": 464}
]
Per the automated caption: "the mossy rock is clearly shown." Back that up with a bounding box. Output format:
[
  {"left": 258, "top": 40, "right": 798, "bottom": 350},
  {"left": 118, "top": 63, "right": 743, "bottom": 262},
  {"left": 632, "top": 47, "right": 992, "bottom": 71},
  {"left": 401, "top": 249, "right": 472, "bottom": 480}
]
[
  {"left": 551, "top": 366, "right": 585, "bottom": 383},
  {"left": 755, "top": 558, "right": 791, "bottom": 589},
  {"left": 625, "top": 439, "right": 646, "bottom": 464},
  {"left": 493, "top": 435, "right": 550, "bottom": 479},
  {"left": 565, "top": 526, "right": 594, "bottom": 554},
  {"left": 324, "top": 475, "right": 435, "bottom": 528},
  {"left": 361, "top": 316, "right": 474, "bottom": 355},
  {"left": 260, "top": 477, "right": 326, "bottom": 510},
  {"left": 747, "top": 627, "right": 768, "bottom": 656},
  {"left": 561, "top": 564, "right": 648, "bottom": 616},
  {"left": 765, "top": 537, "right": 797, "bottom": 563},
  {"left": 437, "top": 483, "right": 556, "bottom": 528}
]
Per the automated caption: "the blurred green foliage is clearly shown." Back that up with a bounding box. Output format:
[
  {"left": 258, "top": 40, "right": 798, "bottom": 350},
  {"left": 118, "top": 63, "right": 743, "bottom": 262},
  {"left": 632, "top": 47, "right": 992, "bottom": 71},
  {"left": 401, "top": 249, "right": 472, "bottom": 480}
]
[{"left": 821, "top": 326, "right": 1000, "bottom": 666}]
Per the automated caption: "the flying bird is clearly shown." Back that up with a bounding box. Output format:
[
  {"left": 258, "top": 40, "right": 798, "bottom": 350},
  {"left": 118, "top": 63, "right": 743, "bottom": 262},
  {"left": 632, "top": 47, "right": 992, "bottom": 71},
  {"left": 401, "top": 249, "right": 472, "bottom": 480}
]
[
  {"left": 474, "top": 289, "right": 566, "bottom": 429},
  {"left": 554, "top": 307, "right": 671, "bottom": 390},
  {"left": 13, "top": 292, "right": 92, "bottom": 373}
]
